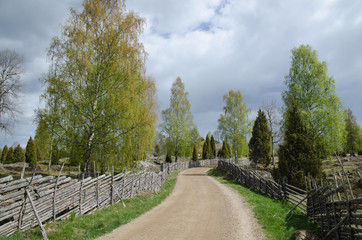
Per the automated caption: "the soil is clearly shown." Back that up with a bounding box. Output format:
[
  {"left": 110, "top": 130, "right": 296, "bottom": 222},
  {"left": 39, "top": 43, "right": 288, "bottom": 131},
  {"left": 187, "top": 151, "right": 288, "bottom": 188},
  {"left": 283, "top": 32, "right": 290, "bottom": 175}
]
[{"left": 96, "top": 167, "right": 265, "bottom": 240}]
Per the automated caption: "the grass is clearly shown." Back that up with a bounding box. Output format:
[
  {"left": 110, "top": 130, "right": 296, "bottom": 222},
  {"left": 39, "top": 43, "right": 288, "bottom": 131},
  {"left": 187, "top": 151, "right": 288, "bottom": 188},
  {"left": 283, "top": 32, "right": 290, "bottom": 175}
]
[
  {"left": 0, "top": 171, "right": 179, "bottom": 240},
  {"left": 208, "top": 168, "right": 321, "bottom": 240}
]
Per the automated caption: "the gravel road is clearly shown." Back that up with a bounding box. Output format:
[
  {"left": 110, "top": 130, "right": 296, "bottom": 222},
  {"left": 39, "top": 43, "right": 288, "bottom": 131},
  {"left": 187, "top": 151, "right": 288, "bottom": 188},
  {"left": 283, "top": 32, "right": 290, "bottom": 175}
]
[{"left": 96, "top": 167, "right": 265, "bottom": 240}]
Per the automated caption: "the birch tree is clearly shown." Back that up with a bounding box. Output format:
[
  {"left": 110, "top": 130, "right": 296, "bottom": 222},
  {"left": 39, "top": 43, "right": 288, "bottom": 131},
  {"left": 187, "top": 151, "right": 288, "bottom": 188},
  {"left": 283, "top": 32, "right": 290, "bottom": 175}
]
[
  {"left": 282, "top": 45, "right": 345, "bottom": 158},
  {"left": 217, "top": 90, "right": 250, "bottom": 159},
  {"left": 0, "top": 49, "right": 23, "bottom": 132},
  {"left": 160, "top": 77, "right": 196, "bottom": 160},
  {"left": 39, "top": 0, "right": 157, "bottom": 172}
]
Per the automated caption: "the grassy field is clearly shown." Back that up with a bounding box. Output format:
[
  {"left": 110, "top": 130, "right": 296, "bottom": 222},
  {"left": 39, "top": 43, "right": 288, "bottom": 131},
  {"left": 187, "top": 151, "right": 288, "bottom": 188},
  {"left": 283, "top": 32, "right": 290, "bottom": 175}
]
[
  {"left": 208, "top": 168, "right": 321, "bottom": 240},
  {"left": 0, "top": 171, "right": 179, "bottom": 240}
]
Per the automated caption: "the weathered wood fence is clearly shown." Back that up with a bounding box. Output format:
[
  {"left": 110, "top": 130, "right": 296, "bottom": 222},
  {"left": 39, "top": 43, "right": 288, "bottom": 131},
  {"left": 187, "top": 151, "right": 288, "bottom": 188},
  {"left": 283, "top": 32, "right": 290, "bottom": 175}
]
[
  {"left": 0, "top": 159, "right": 218, "bottom": 237},
  {"left": 218, "top": 160, "right": 362, "bottom": 239}
]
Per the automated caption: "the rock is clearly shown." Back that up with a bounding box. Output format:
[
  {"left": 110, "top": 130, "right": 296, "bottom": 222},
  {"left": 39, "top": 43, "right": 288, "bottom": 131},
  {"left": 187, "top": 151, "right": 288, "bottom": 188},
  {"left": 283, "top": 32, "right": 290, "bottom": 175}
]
[{"left": 294, "top": 230, "right": 322, "bottom": 240}]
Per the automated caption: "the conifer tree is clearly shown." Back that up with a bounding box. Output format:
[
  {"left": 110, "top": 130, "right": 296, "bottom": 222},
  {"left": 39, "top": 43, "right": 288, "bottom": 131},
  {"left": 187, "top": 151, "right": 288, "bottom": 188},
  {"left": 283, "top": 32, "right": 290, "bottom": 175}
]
[
  {"left": 220, "top": 140, "right": 232, "bottom": 158},
  {"left": 203, "top": 135, "right": 212, "bottom": 159},
  {"left": 249, "top": 109, "right": 271, "bottom": 166},
  {"left": 278, "top": 103, "right": 322, "bottom": 189},
  {"left": 202, "top": 140, "right": 208, "bottom": 159},
  {"left": 210, "top": 135, "right": 216, "bottom": 159},
  {"left": 14, "top": 144, "right": 25, "bottom": 162},
  {"left": 1, "top": 145, "right": 8, "bottom": 163},
  {"left": 192, "top": 146, "right": 198, "bottom": 161},
  {"left": 6, "top": 147, "right": 14, "bottom": 164},
  {"left": 25, "top": 137, "right": 37, "bottom": 167}
]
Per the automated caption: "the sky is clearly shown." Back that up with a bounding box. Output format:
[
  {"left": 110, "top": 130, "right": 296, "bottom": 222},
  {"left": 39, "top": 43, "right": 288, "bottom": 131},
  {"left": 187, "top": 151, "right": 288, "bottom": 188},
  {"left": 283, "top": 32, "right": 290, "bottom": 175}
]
[{"left": 0, "top": 0, "right": 361, "bottom": 147}]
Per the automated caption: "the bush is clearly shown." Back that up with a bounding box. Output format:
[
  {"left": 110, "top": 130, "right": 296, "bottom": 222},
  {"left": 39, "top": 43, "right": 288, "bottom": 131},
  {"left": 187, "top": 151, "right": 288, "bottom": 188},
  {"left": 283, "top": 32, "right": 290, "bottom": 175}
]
[{"left": 165, "top": 152, "right": 172, "bottom": 163}]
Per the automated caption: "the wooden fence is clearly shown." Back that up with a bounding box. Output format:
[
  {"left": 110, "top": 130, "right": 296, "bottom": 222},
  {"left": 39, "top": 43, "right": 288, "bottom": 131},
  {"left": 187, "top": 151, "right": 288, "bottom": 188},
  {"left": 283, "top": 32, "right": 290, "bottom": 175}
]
[
  {"left": 0, "top": 159, "right": 218, "bottom": 237},
  {"left": 218, "top": 160, "right": 362, "bottom": 239}
]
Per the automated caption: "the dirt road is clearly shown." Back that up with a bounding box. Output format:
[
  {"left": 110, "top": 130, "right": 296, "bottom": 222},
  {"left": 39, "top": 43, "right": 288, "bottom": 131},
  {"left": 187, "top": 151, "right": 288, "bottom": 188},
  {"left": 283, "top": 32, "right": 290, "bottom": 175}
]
[{"left": 96, "top": 167, "right": 265, "bottom": 240}]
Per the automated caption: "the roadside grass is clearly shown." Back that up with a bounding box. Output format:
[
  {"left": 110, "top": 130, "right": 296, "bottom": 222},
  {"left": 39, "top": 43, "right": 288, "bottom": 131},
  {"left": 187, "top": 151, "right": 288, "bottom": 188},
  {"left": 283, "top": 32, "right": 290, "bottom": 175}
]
[
  {"left": 0, "top": 171, "right": 179, "bottom": 240},
  {"left": 208, "top": 168, "right": 320, "bottom": 240}
]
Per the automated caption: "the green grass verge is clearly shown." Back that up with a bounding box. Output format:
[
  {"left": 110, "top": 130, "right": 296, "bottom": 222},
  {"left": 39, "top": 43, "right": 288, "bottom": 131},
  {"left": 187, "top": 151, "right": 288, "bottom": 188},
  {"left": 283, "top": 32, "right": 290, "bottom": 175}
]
[
  {"left": 208, "top": 168, "right": 320, "bottom": 240},
  {"left": 0, "top": 171, "right": 179, "bottom": 240}
]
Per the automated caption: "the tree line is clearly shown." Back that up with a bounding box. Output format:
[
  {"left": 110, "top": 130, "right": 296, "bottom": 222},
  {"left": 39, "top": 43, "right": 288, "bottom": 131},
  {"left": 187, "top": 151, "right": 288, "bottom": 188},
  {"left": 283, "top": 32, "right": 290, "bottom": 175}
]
[{"left": 1, "top": 1, "right": 361, "bottom": 183}]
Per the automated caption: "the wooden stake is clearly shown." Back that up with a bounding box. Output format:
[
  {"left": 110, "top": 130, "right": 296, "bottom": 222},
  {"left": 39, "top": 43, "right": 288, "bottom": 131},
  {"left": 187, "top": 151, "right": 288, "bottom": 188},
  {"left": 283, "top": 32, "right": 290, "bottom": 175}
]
[
  {"left": 25, "top": 188, "right": 48, "bottom": 240},
  {"left": 20, "top": 163, "right": 26, "bottom": 179}
]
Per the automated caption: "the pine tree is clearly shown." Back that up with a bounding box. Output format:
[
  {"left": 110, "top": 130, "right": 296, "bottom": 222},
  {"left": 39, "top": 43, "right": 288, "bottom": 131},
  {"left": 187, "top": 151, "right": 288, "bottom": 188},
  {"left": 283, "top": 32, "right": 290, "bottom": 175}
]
[
  {"left": 25, "top": 137, "right": 37, "bottom": 167},
  {"left": 14, "top": 144, "right": 25, "bottom": 162},
  {"left": 278, "top": 103, "right": 322, "bottom": 189},
  {"left": 5, "top": 147, "right": 14, "bottom": 164},
  {"left": 192, "top": 146, "right": 198, "bottom": 161},
  {"left": 210, "top": 135, "right": 216, "bottom": 159},
  {"left": 249, "top": 109, "right": 271, "bottom": 167},
  {"left": 1, "top": 145, "right": 8, "bottom": 163}
]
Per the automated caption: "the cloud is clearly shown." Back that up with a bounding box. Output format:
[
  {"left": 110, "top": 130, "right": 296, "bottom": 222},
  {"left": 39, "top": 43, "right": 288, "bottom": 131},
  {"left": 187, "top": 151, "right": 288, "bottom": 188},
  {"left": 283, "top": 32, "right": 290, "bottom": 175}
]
[{"left": 0, "top": 0, "right": 361, "bottom": 147}]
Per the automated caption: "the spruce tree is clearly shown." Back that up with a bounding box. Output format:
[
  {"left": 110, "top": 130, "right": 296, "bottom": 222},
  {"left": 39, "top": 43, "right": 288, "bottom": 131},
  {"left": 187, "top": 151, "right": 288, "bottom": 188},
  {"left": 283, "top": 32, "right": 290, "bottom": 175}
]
[
  {"left": 249, "top": 109, "right": 271, "bottom": 167},
  {"left": 278, "top": 103, "right": 322, "bottom": 189},
  {"left": 210, "top": 135, "right": 216, "bottom": 159},
  {"left": 14, "top": 144, "right": 25, "bottom": 162},
  {"left": 1, "top": 145, "right": 8, "bottom": 163},
  {"left": 25, "top": 137, "right": 37, "bottom": 167},
  {"left": 6, "top": 147, "right": 14, "bottom": 164},
  {"left": 192, "top": 146, "right": 198, "bottom": 161}
]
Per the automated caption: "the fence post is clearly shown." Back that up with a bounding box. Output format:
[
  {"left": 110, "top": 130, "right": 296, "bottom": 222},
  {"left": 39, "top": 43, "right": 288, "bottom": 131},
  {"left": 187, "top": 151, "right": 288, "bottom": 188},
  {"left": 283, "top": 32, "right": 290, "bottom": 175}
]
[
  {"left": 79, "top": 173, "right": 84, "bottom": 215},
  {"left": 111, "top": 166, "right": 114, "bottom": 205},
  {"left": 282, "top": 176, "right": 288, "bottom": 201}
]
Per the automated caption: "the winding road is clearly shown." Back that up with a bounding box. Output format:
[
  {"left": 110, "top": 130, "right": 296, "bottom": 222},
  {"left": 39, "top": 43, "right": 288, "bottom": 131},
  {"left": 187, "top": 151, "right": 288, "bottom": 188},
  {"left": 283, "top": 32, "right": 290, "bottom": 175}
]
[{"left": 96, "top": 167, "right": 265, "bottom": 240}]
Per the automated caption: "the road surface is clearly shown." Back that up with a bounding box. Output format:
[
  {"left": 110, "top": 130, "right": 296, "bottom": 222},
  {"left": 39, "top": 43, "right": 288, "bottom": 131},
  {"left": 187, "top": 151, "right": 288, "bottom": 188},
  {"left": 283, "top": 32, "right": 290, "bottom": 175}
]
[{"left": 96, "top": 167, "right": 265, "bottom": 240}]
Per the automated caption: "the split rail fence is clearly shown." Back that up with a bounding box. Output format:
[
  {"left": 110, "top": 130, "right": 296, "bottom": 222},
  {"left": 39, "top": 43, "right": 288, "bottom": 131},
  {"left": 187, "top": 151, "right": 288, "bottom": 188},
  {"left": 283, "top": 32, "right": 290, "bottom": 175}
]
[
  {"left": 0, "top": 159, "right": 218, "bottom": 237},
  {"left": 218, "top": 160, "right": 362, "bottom": 240}
]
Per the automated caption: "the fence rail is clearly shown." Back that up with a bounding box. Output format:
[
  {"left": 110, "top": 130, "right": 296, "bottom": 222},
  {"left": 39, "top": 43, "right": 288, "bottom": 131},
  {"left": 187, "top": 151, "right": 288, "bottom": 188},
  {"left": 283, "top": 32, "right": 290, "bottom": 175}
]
[
  {"left": 217, "top": 160, "right": 362, "bottom": 240},
  {"left": 0, "top": 159, "right": 218, "bottom": 237}
]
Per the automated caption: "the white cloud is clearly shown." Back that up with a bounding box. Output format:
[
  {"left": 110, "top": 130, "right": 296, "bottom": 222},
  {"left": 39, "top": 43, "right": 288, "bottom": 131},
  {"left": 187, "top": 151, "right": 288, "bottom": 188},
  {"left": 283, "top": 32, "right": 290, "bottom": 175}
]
[{"left": 1, "top": 0, "right": 361, "bottom": 146}]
